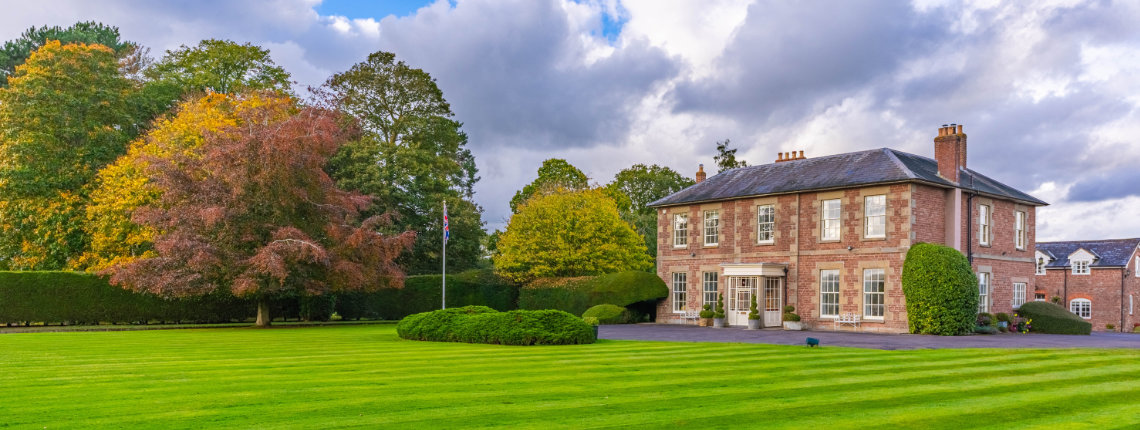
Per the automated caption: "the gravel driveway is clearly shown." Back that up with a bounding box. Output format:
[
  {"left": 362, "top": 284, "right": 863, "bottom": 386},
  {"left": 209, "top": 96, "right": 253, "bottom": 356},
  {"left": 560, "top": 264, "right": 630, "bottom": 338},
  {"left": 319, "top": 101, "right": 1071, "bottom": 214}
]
[{"left": 600, "top": 323, "right": 1140, "bottom": 350}]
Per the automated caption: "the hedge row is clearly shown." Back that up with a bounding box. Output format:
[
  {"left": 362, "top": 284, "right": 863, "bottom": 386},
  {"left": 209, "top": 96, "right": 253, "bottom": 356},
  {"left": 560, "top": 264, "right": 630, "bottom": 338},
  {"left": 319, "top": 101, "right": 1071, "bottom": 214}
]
[
  {"left": 396, "top": 306, "right": 595, "bottom": 345},
  {"left": 1017, "top": 302, "right": 1092, "bottom": 335},
  {"left": 0, "top": 270, "right": 515, "bottom": 325},
  {"left": 334, "top": 269, "right": 519, "bottom": 320},
  {"left": 518, "top": 271, "right": 667, "bottom": 317}
]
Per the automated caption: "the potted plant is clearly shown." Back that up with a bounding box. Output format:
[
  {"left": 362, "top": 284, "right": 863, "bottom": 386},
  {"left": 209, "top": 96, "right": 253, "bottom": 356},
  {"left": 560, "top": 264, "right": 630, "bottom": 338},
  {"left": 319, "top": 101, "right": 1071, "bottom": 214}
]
[
  {"left": 713, "top": 293, "right": 726, "bottom": 328},
  {"left": 747, "top": 294, "right": 761, "bottom": 329},
  {"left": 995, "top": 312, "right": 1010, "bottom": 330},
  {"left": 698, "top": 304, "right": 714, "bottom": 327},
  {"left": 583, "top": 316, "right": 599, "bottom": 339},
  {"left": 782, "top": 305, "right": 802, "bottom": 330}
]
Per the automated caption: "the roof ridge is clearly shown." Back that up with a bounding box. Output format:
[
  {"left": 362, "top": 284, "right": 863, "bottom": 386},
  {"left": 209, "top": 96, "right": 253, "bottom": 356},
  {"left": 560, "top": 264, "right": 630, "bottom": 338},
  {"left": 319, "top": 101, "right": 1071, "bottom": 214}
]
[{"left": 883, "top": 148, "right": 917, "bottom": 180}]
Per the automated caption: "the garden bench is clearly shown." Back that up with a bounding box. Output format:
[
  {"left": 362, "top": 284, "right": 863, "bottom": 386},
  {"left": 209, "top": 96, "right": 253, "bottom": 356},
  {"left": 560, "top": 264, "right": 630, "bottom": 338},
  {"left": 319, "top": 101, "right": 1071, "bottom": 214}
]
[
  {"left": 833, "top": 313, "right": 861, "bottom": 331},
  {"left": 682, "top": 311, "right": 700, "bottom": 324}
]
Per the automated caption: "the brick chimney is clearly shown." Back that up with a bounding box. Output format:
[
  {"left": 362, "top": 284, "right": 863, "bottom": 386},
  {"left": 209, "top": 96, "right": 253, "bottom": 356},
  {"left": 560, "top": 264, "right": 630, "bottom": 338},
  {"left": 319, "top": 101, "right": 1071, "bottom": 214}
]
[
  {"left": 695, "top": 164, "right": 706, "bottom": 183},
  {"left": 934, "top": 124, "right": 966, "bottom": 182}
]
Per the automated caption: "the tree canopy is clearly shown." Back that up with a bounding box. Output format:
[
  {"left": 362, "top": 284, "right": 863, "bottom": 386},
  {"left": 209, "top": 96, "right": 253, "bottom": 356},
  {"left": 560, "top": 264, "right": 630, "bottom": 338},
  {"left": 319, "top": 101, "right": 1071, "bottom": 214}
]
[
  {"left": 0, "top": 21, "right": 134, "bottom": 86},
  {"left": 145, "top": 39, "right": 292, "bottom": 95},
  {"left": 0, "top": 41, "right": 139, "bottom": 269},
  {"left": 105, "top": 99, "right": 414, "bottom": 326},
  {"left": 327, "top": 51, "right": 485, "bottom": 275},
  {"left": 78, "top": 93, "right": 294, "bottom": 271},
  {"left": 495, "top": 188, "right": 652, "bottom": 283},
  {"left": 510, "top": 158, "right": 590, "bottom": 213},
  {"left": 714, "top": 139, "right": 747, "bottom": 173},
  {"left": 606, "top": 164, "right": 694, "bottom": 260}
]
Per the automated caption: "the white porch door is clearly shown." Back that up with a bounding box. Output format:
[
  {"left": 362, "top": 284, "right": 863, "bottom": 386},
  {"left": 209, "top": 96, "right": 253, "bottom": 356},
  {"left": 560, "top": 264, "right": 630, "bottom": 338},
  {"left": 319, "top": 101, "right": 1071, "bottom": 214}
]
[
  {"left": 763, "top": 277, "right": 782, "bottom": 327},
  {"left": 727, "top": 277, "right": 757, "bottom": 326}
]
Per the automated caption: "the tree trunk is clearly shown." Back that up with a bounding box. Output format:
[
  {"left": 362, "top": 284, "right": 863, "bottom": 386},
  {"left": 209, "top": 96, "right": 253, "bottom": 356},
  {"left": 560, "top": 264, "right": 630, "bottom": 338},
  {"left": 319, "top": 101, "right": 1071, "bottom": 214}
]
[{"left": 256, "top": 297, "right": 271, "bottom": 327}]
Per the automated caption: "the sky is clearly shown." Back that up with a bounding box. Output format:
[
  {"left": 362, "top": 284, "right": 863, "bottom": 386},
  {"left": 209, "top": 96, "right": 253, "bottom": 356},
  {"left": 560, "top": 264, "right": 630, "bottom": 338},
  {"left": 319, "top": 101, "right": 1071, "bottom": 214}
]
[{"left": 4, "top": 0, "right": 1140, "bottom": 241}]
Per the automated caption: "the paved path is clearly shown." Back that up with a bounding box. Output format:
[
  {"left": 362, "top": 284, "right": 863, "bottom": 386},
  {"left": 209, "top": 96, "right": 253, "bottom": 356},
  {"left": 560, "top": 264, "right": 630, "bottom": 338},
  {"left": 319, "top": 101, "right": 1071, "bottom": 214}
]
[{"left": 600, "top": 323, "right": 1140, "bottom": 350}]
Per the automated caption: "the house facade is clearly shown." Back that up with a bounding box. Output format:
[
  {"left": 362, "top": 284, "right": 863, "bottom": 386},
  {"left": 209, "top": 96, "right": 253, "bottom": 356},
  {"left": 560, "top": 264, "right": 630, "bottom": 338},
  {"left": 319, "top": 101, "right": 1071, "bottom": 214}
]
[
  {"left": 648, "top": 125, "right": 1047, "bottom": 333},
  {"left": 1035, "top": 239, "right": 1140, "bottom": 332}
]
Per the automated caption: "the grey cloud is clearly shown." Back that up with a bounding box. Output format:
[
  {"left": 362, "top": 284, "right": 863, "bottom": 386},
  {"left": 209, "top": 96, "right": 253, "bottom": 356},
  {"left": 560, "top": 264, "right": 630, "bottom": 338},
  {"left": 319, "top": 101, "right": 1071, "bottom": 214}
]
[
  {"left": 1067, "top": 167, "right": 1140, "bottom": 202},
  {"left": 374, "top": 0, "right": 678, "bottom": 150}
]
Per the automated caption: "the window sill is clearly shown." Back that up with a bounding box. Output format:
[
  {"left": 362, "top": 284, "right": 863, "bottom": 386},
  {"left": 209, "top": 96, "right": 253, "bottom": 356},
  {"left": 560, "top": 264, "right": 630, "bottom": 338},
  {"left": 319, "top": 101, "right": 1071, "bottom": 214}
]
[
  {"left": 703, "top": 244, "right": 719, "bottom": 248},
  {"left": 672, "top": 245, "right": 688, "bottom": 249},
  {"left": 819, "top": 239, "right": 841, "bottom": 244},
  {"left": 861, "top": 236, "right": 886, "bottom": 241},
  {"left": 861, "top": 317, "right": 885, "bottom": 322},
  {"left": 756, "top": 241, "right": 775, "bottom": 246}
]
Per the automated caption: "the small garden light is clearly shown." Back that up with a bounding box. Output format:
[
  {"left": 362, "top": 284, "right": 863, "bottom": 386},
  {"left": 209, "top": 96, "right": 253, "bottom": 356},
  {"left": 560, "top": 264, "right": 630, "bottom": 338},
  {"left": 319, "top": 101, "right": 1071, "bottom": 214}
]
[{"left": 806, "top": 337, "right": 820, "bottom": 348}]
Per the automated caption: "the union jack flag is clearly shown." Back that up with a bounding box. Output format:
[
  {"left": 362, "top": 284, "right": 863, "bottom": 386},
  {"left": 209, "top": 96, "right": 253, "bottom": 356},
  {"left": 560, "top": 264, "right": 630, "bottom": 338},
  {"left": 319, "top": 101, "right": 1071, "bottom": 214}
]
[{"left": 443, "top": 202, "right": 450, "bottom": 244}]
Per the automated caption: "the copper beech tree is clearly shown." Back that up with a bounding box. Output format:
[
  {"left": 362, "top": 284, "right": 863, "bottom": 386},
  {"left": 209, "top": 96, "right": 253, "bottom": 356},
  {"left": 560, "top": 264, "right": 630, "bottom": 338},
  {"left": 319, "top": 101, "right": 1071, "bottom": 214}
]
[{"left": 105, "top": 97, "right": 414, "bottom": 326}]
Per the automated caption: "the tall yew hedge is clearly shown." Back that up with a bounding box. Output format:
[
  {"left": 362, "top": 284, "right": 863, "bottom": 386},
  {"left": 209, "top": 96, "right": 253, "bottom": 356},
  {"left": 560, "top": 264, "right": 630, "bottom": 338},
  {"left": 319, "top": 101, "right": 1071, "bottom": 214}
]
[
  {"left": 901, "top": 243, "right": 978, "bottom": 335},
  {"left": 518, "top": 270, "right": 667, "bottom": 316}
]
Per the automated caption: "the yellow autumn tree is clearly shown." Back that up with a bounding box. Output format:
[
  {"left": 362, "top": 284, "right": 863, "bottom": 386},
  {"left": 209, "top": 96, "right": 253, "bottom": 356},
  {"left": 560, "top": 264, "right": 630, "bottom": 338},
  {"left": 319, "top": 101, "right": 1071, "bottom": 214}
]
[
  {"left": 494, "top": 188, "right": 652, "bottom": 283},
  {"left": 75, "top": 92, "right": 295, "bottom": 270}
]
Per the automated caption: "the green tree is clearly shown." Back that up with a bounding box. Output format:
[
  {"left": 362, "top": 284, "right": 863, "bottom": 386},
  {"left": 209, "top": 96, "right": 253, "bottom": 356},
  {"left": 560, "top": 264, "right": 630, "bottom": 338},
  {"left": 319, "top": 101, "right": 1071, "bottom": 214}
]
[
  {"left": 326, "top": 51, "right": 485, "bottom": 275},
  {"left": 495, "top": 188, "right": 652, "bottom": 283},
  {"left": 0, "top": 21, "right": 133, "bottom": 86},
  {"left": 606, "top": 164, "right": 695, "bottom": 260},
  {"left": 145, "top": 39, "right": 292, "bottom": 95},
  {"left": 714, "top": 139, "right": 747, "bottom": 173},
  {"left": 510, "top": 158, "right": 590, "bottom": 213},
  {"left": 0, "top": 41, "right": 138, "bottom": 269}
]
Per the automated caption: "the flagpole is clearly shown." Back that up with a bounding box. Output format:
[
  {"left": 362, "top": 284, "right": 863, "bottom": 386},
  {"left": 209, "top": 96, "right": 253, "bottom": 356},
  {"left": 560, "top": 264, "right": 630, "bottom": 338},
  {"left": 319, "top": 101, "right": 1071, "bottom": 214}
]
[{"left": 442, "top": 200, "right": 447, "bottom": 310}]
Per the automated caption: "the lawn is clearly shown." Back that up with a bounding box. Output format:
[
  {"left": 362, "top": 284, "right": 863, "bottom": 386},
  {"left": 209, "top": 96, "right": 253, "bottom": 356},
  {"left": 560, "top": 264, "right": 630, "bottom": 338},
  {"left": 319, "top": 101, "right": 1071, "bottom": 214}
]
[{"left": 2, "top": 325, "right": 1139, "bottom": 429}]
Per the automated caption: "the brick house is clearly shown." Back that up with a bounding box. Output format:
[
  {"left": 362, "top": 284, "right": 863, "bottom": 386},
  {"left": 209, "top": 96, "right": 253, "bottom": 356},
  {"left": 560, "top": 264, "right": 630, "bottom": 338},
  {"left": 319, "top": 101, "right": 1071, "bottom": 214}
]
[
  {"left": 647, "top": 125, "right": 1047, "bottom": 333},
  {"left": 1034, "top": 238, "right": 1140, "bottom": 332}
]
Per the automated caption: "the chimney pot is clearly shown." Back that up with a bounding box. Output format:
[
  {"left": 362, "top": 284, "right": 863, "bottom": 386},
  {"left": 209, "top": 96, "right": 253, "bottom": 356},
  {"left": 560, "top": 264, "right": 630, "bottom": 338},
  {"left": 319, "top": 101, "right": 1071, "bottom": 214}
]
[
  {"left": 799, "top": 150, "right": 805, "bottom": 159},
  {"left": 696, "top": 163, "right": 706, "bottom": 183}
]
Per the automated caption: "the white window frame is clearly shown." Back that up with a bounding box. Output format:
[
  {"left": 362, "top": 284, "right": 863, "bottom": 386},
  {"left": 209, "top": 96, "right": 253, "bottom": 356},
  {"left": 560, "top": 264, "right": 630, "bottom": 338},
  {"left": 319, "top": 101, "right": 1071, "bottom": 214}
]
[
  {"left": 1035, "top": 292, "right": 1046, "bottom": 302},
  {"left": 1072, "top": 260, "right": 1090, "bottom": 275},
  {"left": 978, "top": 204, "right": 991, "bottom": 246},
  {"left": 821, "top": 199, "right": 841, "bottom": 241},
  {"left": 703, "top": 210, "right": 719, "bottom": 246},
  {"left": 672, "top": 272, "right": 687, "bottom": 313},
  {"left": 1135, "top": 256, "right": 1139, "bottom": 277},
  {"left": 862, "top": 268, "right": 885, "bottom": 319},
  {"left": 702, "top": 272, "right": 718, "bottom": 308},
  {"left": 1070, "top": 298, "right": 1091, "bottom": 319},
  {"left": 864, "top": 195, "right": 886, "bottom": 239},
  {"left": 977, "top": 272, "right": 990, "bottom": 313},
  {"left": 1014, "top": 211, "right": 1027, "bottom": 250},
  {"left": 820, "top": 269, "right": 840, "bottom": 318},
  {"left": 1012, "top": 282, "right": 1026, "bottom": 309},
  {"left": 1036, "top": 257, "right": 1047, "bottom": 276},
  {"left": 672, "top": 214, "right": 688, "bottom": 248},
  {"left": 756, "top": 204, "right": 775, "bottom": 244}
]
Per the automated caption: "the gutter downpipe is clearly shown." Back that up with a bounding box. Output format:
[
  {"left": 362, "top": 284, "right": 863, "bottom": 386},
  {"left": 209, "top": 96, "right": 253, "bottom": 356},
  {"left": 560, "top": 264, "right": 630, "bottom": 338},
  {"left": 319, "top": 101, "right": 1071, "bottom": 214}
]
[
  {"left": 966, "top": 192, "right": 974, "bottom": 264},
  {"left": 1122, "top": 268, "right": 1127, "bottom": 333}
]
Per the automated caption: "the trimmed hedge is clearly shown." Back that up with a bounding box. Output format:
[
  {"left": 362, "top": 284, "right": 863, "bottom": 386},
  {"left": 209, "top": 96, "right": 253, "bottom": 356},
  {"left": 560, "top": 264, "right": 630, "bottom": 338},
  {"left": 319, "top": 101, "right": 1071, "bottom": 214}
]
[
  {"left": 396, "top": 306, "right": 595, "bottom": 345},
  {"left": 334, "top": 269, "right": 519, "bottom": 320},
  {"left": 1017, "top": 302, "right": 1092, "bottom": 335},
  {"left": 901, "top": 243, "right": 979, "bottom": 336},
  {"left": 519, "top": 271, "right": 667, "bottom": 317},
  {"left": 582, "top": 304, "right": 633, "bottom": 324}
]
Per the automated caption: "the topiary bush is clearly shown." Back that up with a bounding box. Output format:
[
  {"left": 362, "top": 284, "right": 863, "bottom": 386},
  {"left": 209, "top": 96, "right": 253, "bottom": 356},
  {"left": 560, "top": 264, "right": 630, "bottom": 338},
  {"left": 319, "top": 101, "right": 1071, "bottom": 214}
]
[
  {"left": 1016, "top": 302, "right": 1092, "bottom": 335},
  {"left": 581, "top": 304, "right": 633, "bottom": 324},
  {"left": 901, "top": 242, "right": 979, "bottom": 336},
  {"left": 519, "top": 271, "right": 667, "bottom": 316},
  {"left": 396, "top": 306, "right": 595, "bottom": 345}
]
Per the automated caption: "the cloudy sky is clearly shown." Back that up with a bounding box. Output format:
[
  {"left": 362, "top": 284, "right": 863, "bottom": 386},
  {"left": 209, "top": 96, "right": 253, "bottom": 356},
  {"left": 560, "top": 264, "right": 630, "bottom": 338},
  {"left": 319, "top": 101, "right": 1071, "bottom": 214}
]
[{"left": 5, "top": 0, "right": 1140, "bottom": 241}]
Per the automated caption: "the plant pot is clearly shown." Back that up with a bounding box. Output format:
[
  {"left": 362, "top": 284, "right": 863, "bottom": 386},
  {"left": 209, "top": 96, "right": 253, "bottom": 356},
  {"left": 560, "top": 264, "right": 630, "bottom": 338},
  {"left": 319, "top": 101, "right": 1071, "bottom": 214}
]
[
  {"left": 997, "top": 321, "right": 1008, "bottom": 329},
  {"left": 747, "top": 319, "right": 761, "bottom": 330},
  {"left": 783, "top": 321, "right": 802, "bottom": 331},
  {"left": 699, "top": 318, "right": 712, "bottom": 327},
  {"left": 713, "top": 318, "right": 726, "bottom": 328}
]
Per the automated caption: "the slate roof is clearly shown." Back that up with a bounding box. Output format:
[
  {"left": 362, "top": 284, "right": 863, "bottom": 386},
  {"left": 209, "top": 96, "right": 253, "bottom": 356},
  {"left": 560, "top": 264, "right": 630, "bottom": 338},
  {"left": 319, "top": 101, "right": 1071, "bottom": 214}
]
[
  {"left": 1036, "top": 238, "right": 1140, "bottom": 268},
  {"left": 648, "top": 148, "right": 1047, "bottom": 207}
]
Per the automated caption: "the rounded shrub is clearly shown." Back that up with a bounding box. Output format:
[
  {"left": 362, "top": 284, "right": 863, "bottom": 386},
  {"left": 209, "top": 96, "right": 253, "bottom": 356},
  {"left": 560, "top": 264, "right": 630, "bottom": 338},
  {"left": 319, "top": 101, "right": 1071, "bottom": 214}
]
[
  {"left": 901, "top": 242, "right": 978, "bottom": 336},
  {"left": 582, "top": 304, "right": 632, "bottom": 324},
  {"left": 1016, "top": 302, "right": 1092, "bottom": 335},
  {"left": 397, "top": 306, "right": 595, "bottom": 345}
]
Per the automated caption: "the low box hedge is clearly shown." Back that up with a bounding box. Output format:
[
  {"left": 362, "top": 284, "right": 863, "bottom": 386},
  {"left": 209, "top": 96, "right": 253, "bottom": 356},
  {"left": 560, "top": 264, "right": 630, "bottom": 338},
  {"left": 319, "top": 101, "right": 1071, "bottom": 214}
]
[
  {"left": 518, "top": 271, "right": 667, "bottom": 317},
  {"left": 1017, "top": 302, "right": 1092, "bottom": 335},
  {"left": 581, "top": 304, "right": 633, "bottom": 324},
  {"left": 396, "top": 306, "right": 595, "bottom": 345}
]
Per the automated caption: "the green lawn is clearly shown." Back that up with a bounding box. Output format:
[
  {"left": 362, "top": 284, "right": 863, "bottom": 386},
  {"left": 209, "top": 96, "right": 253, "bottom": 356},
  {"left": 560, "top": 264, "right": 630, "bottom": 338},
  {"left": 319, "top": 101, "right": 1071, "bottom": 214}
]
[{"left": 2, "top": 325, "right": 1139, "bottom": 429}]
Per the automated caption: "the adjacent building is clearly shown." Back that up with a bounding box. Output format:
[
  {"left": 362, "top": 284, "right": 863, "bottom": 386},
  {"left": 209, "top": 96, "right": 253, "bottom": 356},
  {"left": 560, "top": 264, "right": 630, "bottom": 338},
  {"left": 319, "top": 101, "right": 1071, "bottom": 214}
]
[
  {"left": 1035, "top": 238, "right": 1140, "bottom": 332},
  {"left": 648, "top": 124, "right": 1047, "bottom": 333}
]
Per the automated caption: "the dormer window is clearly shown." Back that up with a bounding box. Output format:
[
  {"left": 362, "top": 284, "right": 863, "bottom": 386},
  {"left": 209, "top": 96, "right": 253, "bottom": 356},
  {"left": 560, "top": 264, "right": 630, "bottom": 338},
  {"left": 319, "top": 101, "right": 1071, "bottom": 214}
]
[
  {"left": 1036, "top": 257, "right": 1047, "bottom": 275},
  {"left": 1072, "top": 260, "right": 1090, "bottom": 275}
]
